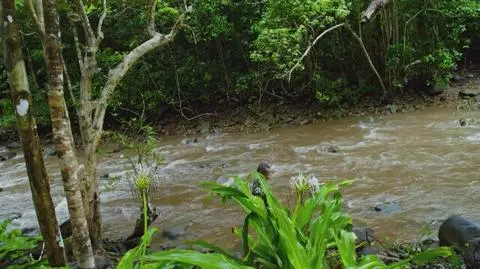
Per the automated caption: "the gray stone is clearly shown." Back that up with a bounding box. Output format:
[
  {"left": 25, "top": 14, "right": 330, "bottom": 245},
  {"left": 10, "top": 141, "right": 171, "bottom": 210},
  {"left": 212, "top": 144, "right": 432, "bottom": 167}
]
[
  {"left": 0, "top": 151, "right": 16, "bottom": 161},
  {"left": 6, "top": 141, "right": 21, "bottom": 149},
  {"left": 459, "top": 88, "right": 480, "bottom": 98},
  {"left": 459, "top": 118, "right": 478, "bottom": 127},
  {"left": 353, "top": 227, "right": 375, "bottom": 245},
  {"left": 21, "top": 227, "right": 39, "bottom": 236},
  {"left": 452, "top": 73, "right": 463, "bottom": 82},
  {"left": 162, "top": 222, "right": 193, "bottom": 240},
  {"left": 300, "top": 119, "right": 312, "bottom": 125},
  {"left": 216, "top": 175, "right": 235, "bottom": 187},
  {"left": 327, "top": 145, "right": 340, "bottom": 153},
  {"left": 386, "top": 104, "right": 397, "bottom": 114},
  {"left": 360, "top": 246, "right": 383, "bottom": 256},
  {"left": 45, "top": 147, "right": 57, "bottom": 156},
  {"left": 181, "top": 138, "right": 199, "bottom": 145},
  {"left": 8, "top": 212, "right": 22, "bottom": 220},
  {"left": 373, "top": 201, "right": 401, "bottom": 214}
]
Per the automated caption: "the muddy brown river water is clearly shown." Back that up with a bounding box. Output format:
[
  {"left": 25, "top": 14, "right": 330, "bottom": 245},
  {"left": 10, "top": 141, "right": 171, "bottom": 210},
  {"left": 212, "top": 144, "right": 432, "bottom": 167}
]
[{"left": 1, "top": 106, "right": 479, "bottom": 251}]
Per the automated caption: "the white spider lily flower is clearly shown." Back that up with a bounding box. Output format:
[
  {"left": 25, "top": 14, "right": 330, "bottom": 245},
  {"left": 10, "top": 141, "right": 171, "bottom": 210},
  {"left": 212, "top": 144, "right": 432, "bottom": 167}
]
[{"left": 290, "top": 172, "right": 323, "bottom": 194}]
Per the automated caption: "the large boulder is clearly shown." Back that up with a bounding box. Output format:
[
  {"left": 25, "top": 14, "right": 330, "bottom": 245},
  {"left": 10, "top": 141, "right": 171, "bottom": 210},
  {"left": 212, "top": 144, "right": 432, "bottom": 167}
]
[{"left": 438, "top": 215, "right": 480, "bottom": 268}]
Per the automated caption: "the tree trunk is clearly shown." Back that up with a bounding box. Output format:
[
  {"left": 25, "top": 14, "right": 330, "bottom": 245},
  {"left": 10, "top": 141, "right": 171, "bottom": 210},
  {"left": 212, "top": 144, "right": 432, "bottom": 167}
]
[
  {"left": 69, "top": 0, "right": 189, "bottom": 251},
  {"left": 41, "top": 0, "right": 95, "bottom": 268},
  {"left": 83, "top": 143, "right": 102, "bottom": 249},
  {"left": 2, "top": 0, "right": 66, "bottom": 266}
]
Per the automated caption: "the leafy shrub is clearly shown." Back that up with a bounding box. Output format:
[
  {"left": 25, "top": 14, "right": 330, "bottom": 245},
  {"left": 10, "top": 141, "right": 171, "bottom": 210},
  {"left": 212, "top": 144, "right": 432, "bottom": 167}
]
[{"left": 117, "top": 172, "right": 454, "bottom": 269}]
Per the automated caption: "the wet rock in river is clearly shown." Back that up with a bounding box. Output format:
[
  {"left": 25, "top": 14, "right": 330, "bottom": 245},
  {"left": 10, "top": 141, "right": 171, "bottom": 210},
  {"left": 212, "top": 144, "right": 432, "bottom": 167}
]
[
  {"left": 372, "top": 201, "right": 401, "bottom": 214},
  {"left": 7, "top": 212, "right": 22, "bottom": 220},
  {"left": 44, "top": 147, "right": 57, "bottom": 156},
  {"left": 459, "top": 118, "right": 478, "bottom": 127},
  {"left": 162, "top": 221, "right": 194, "bottom": 240},
  {"left": 216, "top": 175, "right": 235, "bottom": 187},
  {"left": 21, "top": 227, "right": 39, "bottom": 236},
  {"left": 438, "top": 215, "right": 480, "bottom": 268},
  {"left": 0, "top": 151, "right": 16, "bottom": 161},
  {"left": 181, "top": 138, "right": 199, "bottom": 145},
  {"left": 386, "top": 104, "right": 397, "bottom": 114},
  {"left": 300, "top": 119, "right": 312, "bottom": 125},
  {"left": 353, "top": 227, "right": 375, "bottom": 245},
  {"left": 459, "top": 88, "right": 480, "bottom": 99},
  {"left": 6, "top": 141, "right": 21, "bottom": 149},
  {"left": 327, "top": 145, "right": 340, "bottom": 153},
  {"left": 360, "top": 246, "right": 384, "bottom": 256},
  {"left": 0, "top": 187, "right": 3, "bottom": 192}
]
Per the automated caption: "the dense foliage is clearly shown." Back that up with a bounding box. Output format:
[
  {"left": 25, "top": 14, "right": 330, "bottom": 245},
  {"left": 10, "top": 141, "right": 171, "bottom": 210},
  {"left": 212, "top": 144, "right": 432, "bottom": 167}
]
[
  {"left": 115, "top": 172, "right": 454, "bottom": 269},
  {"left": 1, "top": 0, "right": 479, "bottom": 127}
]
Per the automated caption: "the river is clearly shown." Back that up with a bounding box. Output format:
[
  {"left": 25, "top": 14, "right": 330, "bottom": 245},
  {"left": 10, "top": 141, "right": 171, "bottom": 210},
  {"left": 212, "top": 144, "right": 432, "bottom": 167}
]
[{"left": 1, "top": 105, "right": 479, "bottom": 251}]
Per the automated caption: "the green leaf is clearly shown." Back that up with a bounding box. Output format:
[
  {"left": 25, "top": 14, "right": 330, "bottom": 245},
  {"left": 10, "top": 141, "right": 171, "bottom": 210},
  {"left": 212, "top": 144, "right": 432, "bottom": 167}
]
[{"left": 144, "top": 250, "right": 256, "bottom": 269}]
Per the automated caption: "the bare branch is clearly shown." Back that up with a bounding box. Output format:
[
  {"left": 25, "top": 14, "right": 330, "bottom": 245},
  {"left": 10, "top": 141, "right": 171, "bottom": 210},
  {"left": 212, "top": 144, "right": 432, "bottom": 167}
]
[
  {"left": 96, "top": 0, "right": 107, "bottom": 45},
  {"left": 345, "top": 25, "right": 386, "bottom": 100},
  {"left": 71, "top": 24, "right": 85, "bottom": 73},
  {"left": 72, "top": 0, "right": 96, "bottom": 46},
  {"left": 34, "top": 0, "right": 45, "bottom": 31},
  {"left": 61, "top": 52, "right": 77, "bottom": 105},
  {"left": 286, "top": 23, "right": 345, "bottom": 81},
  {"left": 90, "top": 6, "right": 191, "bottom": 146},
  {"left": 26, "top": 0, "right": 45, "bottom": 40},
  {"left": 147, "top": 0, "right": 158, "bottom": 36}
]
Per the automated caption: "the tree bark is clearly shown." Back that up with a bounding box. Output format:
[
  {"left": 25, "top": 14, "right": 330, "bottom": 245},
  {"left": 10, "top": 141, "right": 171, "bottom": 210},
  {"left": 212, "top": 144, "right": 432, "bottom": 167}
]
[
  {"left": 362, "top": 0, "right": 391, "bottom": 22},
  {"left": 2, "top": 0, "right": 66, "bottom": 266},
  {"left": 41, "top": 0, "right": 95, "bottom": 268}
]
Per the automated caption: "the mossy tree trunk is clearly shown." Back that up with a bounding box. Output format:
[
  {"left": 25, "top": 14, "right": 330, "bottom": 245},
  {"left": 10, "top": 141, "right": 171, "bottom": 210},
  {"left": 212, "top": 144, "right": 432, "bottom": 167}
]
[
  {"left": 2, "top": 0, "right": 66, "bottom": 266},
  {"left": 33, "top": 0, "right": 96, "bottom": 267}
]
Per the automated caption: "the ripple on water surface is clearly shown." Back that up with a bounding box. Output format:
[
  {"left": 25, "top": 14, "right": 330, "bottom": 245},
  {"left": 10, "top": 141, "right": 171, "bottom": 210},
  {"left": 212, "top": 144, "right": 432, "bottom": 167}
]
[{"left": 1, "top": 106, "right": 480, "bottom": 247}]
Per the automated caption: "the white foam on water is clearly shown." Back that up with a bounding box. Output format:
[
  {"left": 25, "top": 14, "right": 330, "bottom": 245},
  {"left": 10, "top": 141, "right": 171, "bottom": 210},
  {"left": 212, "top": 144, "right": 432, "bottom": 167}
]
[
  {"left": 292, "top": 145, "right": 317, "bottom": 154},
  {"left": 205, "top": 144, "right": 234, "bottom": 152},
  {"left": 164, "top": 159, "right": 191, "bottom": 169},
  {"left": 466, "top": 132, "right": 480, "bottom": 141}
]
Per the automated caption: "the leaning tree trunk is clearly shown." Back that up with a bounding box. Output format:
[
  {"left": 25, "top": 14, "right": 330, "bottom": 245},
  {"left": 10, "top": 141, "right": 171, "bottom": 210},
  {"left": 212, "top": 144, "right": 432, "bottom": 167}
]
[
  {"left": 41, "top": 0, "right": 95, "bottom": 268},
  {"left": 2, "top": 0, "right": 66, "bottom": 266}
]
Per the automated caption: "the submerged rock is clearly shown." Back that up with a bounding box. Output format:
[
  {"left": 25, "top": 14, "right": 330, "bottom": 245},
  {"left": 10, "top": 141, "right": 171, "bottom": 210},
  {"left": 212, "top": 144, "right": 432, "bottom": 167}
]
[
  {"left": 44, "top": 147, "right": 57, "bottom": 156},
  {"left": 372, "top": 201, "right": 401, "bottom": 214},
  {"left": 21, "top": 227, "right": 39, "bottom": 236},
  {"left": 162, "top": 222, "right": 193, "bottom": 240},
  {"left": 181, "top": 138, "right": 199, "bottom": 145},
  {"left": 216, "top": 175, "right": 235, "bottom": 187},
  {"left": 8, "top": 212, "right": 22, "bottom": 220},
  {"left": 459, "top": 118, "right": 478, "bottom": 127},
  {"left": 6, "top": 141, "right": 21, "bottom": 149},
  {"left": 0, "top": 151, "right": 16, "bottom": 161},
  {"left": 327, "top": 145, "right": 340, "bottom": 153}
]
